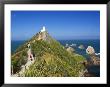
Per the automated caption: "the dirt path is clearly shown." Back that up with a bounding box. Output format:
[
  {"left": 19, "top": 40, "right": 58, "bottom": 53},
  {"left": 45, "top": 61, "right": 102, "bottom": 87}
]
[{"left": 12, "top": 47, "right": 35, "bottom": 77}]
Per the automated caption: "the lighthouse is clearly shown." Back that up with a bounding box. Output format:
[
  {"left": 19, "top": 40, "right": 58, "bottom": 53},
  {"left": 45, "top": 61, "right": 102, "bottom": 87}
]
[
  {"left": 41, "top": 26, "right": 46, "bottom": 32},
  {"left": 37, "top": 26, "right": 47, "bottom": 40}
]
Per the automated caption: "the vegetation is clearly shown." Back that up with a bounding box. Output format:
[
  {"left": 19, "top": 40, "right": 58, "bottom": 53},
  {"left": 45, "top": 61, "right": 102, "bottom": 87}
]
[{"left": 11, "top": 31, "right": 86, "bottom": 77}]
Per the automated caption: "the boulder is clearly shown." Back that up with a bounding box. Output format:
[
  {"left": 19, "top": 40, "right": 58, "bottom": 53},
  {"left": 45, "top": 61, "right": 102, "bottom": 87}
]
[
  {"left": 90, "top": 55, "right": 100, "bottom": 65},
  {"left": 78, "top": 45, "right": 85, "bottom": 49},
  {"left": 70, "top": 44, "right": 77, "bottom": 47},
  {"left": 65, "top": 44, "right": 69, "bottom": 47},
  {"left": 86, "top": 46, "right": 95, "bottom": 55},
  {"left": 66, "top": 46, "right": 75, "bottom": 53}
]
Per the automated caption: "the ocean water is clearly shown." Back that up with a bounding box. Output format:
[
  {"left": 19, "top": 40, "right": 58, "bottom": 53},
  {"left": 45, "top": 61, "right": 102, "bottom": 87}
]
[
  {"left": 11, "top": 39, "right": 100, "bottom": 76},
  {"left": 58, "top": 40, "right": 100, "bottom": 59},
  {"left": 11, "top": 40, "right": 26, "bottom": 53}
]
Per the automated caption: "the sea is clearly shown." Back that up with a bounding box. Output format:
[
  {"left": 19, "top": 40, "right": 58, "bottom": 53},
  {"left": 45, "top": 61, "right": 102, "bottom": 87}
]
[
  {"left": 58, "top": 40, "right": 100, "bottom": 58},
  {"left": 11, "top": 39, "right": 100, "bottom": 77}
]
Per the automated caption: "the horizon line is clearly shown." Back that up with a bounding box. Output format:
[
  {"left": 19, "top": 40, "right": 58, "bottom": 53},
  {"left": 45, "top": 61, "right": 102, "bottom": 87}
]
[{"left": 11, "top": 38, "right": 100, "bottom": 41}]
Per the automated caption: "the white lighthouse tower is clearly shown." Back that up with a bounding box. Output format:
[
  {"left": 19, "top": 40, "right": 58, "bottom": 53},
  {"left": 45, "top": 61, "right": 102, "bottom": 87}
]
[{"left": 41, "top": 26, "right": 46, "bottom": 32}]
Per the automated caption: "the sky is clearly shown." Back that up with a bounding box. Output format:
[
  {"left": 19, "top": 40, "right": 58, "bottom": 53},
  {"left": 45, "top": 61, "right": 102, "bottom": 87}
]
[{"left": 11, "top": 11, "right": 100, "bottom": 40}]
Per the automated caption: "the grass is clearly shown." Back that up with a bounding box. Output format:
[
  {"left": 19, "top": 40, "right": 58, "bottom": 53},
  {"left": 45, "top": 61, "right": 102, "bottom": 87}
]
[{"left": 11, "top": 32, "right": 86, "bottom": 76}]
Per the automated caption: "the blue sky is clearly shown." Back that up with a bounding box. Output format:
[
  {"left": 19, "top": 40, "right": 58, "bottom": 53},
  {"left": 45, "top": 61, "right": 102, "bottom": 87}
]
[{"left": 11, "top": 11, "right": 100, "bottom": 40}]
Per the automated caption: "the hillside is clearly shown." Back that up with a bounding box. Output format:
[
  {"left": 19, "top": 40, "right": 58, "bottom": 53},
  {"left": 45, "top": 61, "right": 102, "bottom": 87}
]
[{"left": 11, "top": 26, "right": 86, "bottom": 77}]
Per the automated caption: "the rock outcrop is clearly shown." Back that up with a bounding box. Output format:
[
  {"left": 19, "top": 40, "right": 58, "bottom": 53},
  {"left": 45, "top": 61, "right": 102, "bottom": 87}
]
[
  {"left": 66, "top": 46, "right": 75, "bottom": 54},
  {"left": 70, "top": 44, "right": 77, "bottom": 47},
  {"left": 65, "top": 44, "right": 69, "bottom": 47},
  {"left": 86, "top": 46, "right": 100, "bottom": 65},
  {"left": 86, "top": 46, "right": 95, "bottom": 55},
  {"left": 78, "top": 45, "right": 85, "bottom": 49},
  {"left": 37, "top": 27, "right": 47, "bottom": 41},
  {"left": 90, "top": 55, "right": 100, "bottom": 65}
]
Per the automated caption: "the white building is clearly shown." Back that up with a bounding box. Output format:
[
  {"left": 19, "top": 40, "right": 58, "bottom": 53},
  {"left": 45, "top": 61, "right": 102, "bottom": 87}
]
[{"left": 41, "top": 26, "right": 46, "bottom": 32}]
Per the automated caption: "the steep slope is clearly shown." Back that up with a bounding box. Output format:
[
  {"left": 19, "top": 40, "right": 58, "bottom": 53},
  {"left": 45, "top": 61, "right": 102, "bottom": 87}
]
[{"left": 11, "top": 27, "right": 86, "bottom": 77}]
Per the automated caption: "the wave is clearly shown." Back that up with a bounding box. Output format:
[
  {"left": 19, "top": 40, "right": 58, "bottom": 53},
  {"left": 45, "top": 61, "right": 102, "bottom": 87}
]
[{"left": 95, "top": 53, "right": 100, "bottom": 56}]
